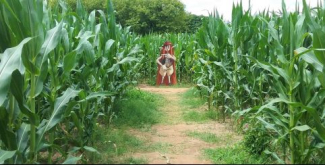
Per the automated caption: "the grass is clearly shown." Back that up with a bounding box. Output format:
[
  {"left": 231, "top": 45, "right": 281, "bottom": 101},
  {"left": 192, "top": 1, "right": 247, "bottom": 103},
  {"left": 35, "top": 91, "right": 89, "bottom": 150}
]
[
  {"left": 204, "top": 143, "right": 273, "bottom": 164},
  {"left": 183, "top": 110, "right": 219, "bottom": 123},
  {"left": 181, "top": 87, "right": 206, "bottom": 109},
  {"left": 87, "top": 126, "right": 145, "bottom": 164},
  {"left": 122, "top": 157, "right": 147, "bottom": 164},
  {"left": 181, "top": 87, "right": 219, "bottom": 123},
  {"left": 183, "top": 110, "right": 209, "bottom": 123},
  {"left": 186, "top": 131, "right": 221, "bottom": 143},
  {"left": 86, "top": 85, "right": 273, "bottom": 164},
  {"left": 84, "top": 87, "right": 165, "bottom": 163},
  {"left": 111, "top": 88, "right": 163, "bottom": 129},
  {"left": 145, "top": 142, "right": 173, "bottom": 153}
]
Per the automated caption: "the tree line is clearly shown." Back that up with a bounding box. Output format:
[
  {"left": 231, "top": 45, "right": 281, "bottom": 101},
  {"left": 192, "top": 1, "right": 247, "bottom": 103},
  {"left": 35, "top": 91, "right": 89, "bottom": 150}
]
[{"left": 49, "top": 0, "right": 207, "bottom": 34}]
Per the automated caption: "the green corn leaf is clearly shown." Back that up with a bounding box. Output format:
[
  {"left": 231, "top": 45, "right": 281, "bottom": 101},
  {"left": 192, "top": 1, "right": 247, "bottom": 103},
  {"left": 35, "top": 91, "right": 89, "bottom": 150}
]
[
  {"left": 107, "top": 57, "right": 139, "bottom": 72},
  {"left": 16, "top": 123, "right": 30, "bottom": 153},
  {"left": 292, "top": 125, "right": 312, "bottom": 132},
  {"left": 271, "top": 66, "right": 290, "bottom": 84},
  {"left": 20, "top": 37, "right": 40, "bottom": 75},
  {"left": 10, "top": 70, "right": 38, "bottom": 125},
  {"left": 257, "top": 116, "right": 279, "bottom": 134},
  {"left": 0, "top": 108, "right": 17, "bottom": 150},
  {"left": 62, "top": 28, "right": 70, "bottom": 52},
  {"left": 82, "top": 41, "right": 95, "bottom": 65},
  {"left": 63, "top": 51, "right": 77, "bottom": 74},
  {"left": 62, "top": 154, "right": 82, "bottom": 164},
  {"left": 315, "top": 143, "right": 325, "bottom": 149},
  {"left": 13, "top": 123, "right": 30, "bottom": 164},
  {"left": 34, "top": 21, "right": 63, "bottom": 97},
  {"left": 264, "top": 149, "right": 285, "bottom": 164},
  {"left": 88, "top": 10, "right": 96, "bottom": 31},
  {"left": 295, "top": 47, "right": 323, "bottom": 72},
  {"left": 0, "top": 37, "right": 31, "bottom": 106},
  {"left": 248, "top": 56, "right": 280, "bottom": 80},
  {"left": 0, "top": 0, "right": 20, "bottom": 22},
  {"left": 0, "top": 149, "right": 16, "bottom": 164},
  {"left": 70, "top": 111, "right": 82, "bottom": 137},
  {"left": 79, "top": 91, "right": 117, "bottom": 102},
  {"left": 39, "top": 21, "right": 63, "bottom": 61},
  {"left": 313, "top": 29, "right": 325, "bottom": 65},
  {"left": 36, "top": 88, "right": 80, "bottom": 151},
  {"left": 302, "top": 0, "right": 319, "bottom": 31},
  {"left": 83, "top": 146, "right": 100, "bottom": 154},
  {"left": 319, "top": 69, "right": 325, "bottom": 88},
  {"left": 74, "top": 31, "right": 95, "bottom": 54},
  {"left": 260, "top": 98, "right": 325, "bottom": 141}
]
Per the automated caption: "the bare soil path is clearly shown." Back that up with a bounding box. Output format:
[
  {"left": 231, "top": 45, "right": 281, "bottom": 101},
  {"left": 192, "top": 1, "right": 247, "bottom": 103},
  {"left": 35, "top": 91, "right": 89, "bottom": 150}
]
[{"left": 124, "top": 84, "right": 242, "bottom": 164}]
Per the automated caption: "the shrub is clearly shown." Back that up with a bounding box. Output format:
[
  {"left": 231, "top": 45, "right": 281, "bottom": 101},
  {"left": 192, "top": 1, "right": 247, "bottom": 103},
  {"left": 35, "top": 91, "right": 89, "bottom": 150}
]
[{"left": 243, "top": 123, "right": 272, "bottom": 155}]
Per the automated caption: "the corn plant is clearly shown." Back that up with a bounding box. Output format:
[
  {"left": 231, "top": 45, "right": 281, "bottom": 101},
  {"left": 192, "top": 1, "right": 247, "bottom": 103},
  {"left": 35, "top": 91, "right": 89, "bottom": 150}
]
[
  {"left": 188, "top": 0, "right": 325, "bottom": 163},
  {"left": 0, "top": 0, "right": 142, "bottom": 163},
  {"left": 233, "top": 0, "right": 325, "bottom": 163}
]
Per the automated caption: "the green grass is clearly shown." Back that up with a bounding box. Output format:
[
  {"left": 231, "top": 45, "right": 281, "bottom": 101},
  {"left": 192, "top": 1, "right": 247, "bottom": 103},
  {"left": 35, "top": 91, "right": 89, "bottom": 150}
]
[
  {"left": 85, "top": 88, "right": 167, "bottom": 163},
  {"left": 145, "top": 142, "right": 173, "bottom": 153},
  {"left": 87, "top": 126, "right": 144, "bottom": 164},
  {"left": 112, "top": 88, "right": 163, "bottom": 128},
  {"left": 183, "top": 110, "right": 209, "bottom": 123},
  {"left": 180, "top": 88, "right": 220, "bottom": 123},
  {"left": 181, "top": 87, "right": 206, "bottom": 108},
  {"left": 183, "top": 110, "right": 219, "bottom": 123},
  {"left": 122, "top": 157, "right": 148, "bottom": 164},
  {"left": 186, "top": 131, "right": 221, "bottom": 143},
  {"left": 204, "top": 143, "right": 272, "bottom": 164}
]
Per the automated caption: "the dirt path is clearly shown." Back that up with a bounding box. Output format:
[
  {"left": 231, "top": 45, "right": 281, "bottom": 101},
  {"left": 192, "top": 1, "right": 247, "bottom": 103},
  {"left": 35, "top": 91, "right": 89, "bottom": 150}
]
[{"left": 125, "top": 84, "right": 242, "bottom": 164}]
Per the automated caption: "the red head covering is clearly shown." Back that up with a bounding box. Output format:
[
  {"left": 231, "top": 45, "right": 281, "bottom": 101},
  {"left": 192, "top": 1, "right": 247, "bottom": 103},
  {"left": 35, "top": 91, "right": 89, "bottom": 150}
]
[
  {"left": 160, "top": 41, "right": 174, "bottom": 56},
  {"left": 156, "top": 41, "right": 177, "bottom": 86}
]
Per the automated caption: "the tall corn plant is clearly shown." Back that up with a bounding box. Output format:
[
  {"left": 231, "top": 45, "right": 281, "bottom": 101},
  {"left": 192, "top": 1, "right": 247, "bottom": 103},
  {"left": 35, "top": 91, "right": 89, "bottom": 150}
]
[
  {"left": 0, "top": 0, "right": 142, "bottom": 163},
  {"left": 193, "top": 12, "right": 233, "bottom": 113},
  {"left": 0, "top": 0, "right": 80, "bottom": 163},
  {"left": 235, "top": 0, "right": 325, "bottom": 163}
]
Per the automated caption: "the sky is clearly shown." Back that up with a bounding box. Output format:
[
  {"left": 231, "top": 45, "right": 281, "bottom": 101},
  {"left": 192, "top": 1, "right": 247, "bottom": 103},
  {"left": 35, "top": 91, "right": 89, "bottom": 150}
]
[{"left": 179, "top": 0, "right": 322, "bottom": 21}]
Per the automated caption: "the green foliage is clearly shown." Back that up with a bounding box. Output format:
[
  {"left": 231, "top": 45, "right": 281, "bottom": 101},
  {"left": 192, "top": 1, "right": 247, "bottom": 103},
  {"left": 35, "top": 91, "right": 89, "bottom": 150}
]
[
  {"left": 183, "top": 111, "right": 208, "bottom": 123},
  {"left": 192, "top": 0, "right": 325, "bottom": 164},
  {"left": 89, "top": 127, "right": 144, "bottom": 163},
  {"left": 187, "top": 14, "right": 207, "bottom": 33},
  {"left": 182, "top": 88, "right": 219, "bottom": 122},
  {"left": 49, "top": 0, "right": 106, "bottom": 12},
  {"left": 112, "top": 0, "right": 188, "bottom": 34},
  {"left": 1, "top": 0, "right": 325, "bottom": 164},
  {"left": 112, "top": 88, "right": 162, "bottom": 128},
  {"left": 123, "top": 157, "right": 148, "bottom": 164},
  {"left": 243, "top": 124, "right": 272, "bottom": 155},
  {"left": 0, "top": 0, "right": 142, "bottom": 163},
  {"left": 183, "top": 110, "right": 218, "bottom": 123},
  {"left": 204, "top": 143, "right": 272, "bottom": 164},
  {"left": 182, "top": 88, "right": 206, "bottom": 108},
  {"left": 205, "top": 110, "right": 218, "bottom": 120}
]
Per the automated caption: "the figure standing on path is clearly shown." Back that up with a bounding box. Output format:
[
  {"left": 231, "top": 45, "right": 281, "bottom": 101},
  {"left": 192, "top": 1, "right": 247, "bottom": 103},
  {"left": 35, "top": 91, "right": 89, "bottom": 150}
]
[{"left": 156, "top": 41, "right": 177, "bottom": 86}]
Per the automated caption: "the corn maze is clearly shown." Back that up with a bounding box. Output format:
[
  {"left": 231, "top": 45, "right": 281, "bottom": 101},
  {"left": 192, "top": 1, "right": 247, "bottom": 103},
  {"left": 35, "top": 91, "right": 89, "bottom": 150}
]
[{"left": 0, "top": 0, "right": 324, "bottom": 164}]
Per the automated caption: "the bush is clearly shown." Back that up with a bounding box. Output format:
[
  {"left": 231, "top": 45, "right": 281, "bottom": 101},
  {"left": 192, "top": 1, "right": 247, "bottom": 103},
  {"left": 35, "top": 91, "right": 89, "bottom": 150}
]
[{"left": 243, "top": 123, "right": 272, "bottom": 155}]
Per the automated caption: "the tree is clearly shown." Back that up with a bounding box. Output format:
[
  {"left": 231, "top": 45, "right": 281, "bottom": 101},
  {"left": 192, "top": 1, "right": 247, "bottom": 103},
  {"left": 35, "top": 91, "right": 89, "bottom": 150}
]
[
  {"left": 49, "top": 0, "right": 106, "bottom": 13},
  {"left": 186, "top": 14, "right": 207, "bottom": 33},
  {"left": 112, "top": 0, "right": 188, "bottom": 34}
]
